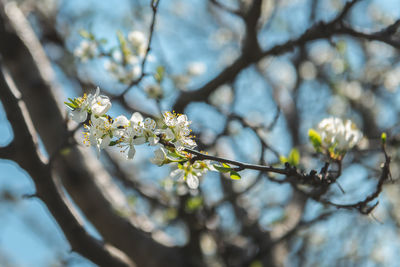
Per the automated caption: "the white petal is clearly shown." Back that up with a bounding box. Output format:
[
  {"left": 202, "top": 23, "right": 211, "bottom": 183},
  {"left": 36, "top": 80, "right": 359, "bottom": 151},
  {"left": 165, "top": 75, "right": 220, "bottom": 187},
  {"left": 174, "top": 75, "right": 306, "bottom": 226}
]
[
  {"left": 149, "top": 136, "right": 159, "bottom": 146},
  {"left": 91, "top": 96, "right": 111, "bottom": 116},
  {"left": 132, "top": 136, "right": 146, "bottom": 145},
  {"left": 113, "top": 115, "right": 129, "bottom": 128},
  {"left": 150, "top": 147, "right": 166, "bottom": 166},
  {"left": 171, "top": 169, "right": 185, "bottom": 181},
  {"left": 130, "top": 112, "right": 143, "bottom": 124},
  {"left": 70, "top": 109, "right": 88, "bottom": 123},
  {"left": 164, "top": 128, "right": 175, "bottom": 141},
  {"left": 95, "top": 87, "right": 100, "bottom": 97},
  {"left": 127, "top": 145, "right": 136, "bottom": 159},
  {"left": 186, "top": 173, "right": 199, "bottom": 189},
  {"left": 100, "top": 135, "right": 111, "bottom": 149}
]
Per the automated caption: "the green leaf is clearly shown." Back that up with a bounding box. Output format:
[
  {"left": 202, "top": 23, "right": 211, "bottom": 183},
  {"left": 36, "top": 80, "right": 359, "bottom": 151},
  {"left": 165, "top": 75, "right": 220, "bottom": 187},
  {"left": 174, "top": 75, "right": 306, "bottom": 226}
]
[
  {"left": 108, "top": 140, "right": 119, "bottom": 146},
  {"left": 64, "top": 102, "right": 77, "bottom": 109},
  {"left": 249, "top": 260, "right": 263, "bottom": 267},
  {"left": 308, "top": 128, "right": 322, "bottom": 152},
  {"left": 117, "top": 31, "right": 131, "bottom": 64},
  {"left": 67, "top": 98, "right": 76, "bottom": 104},
  {"left": 222, "top": 163, "right": 230, "bottom": 168},
  {"left": 381, "top": 132, "right": 387, "bottom": 144},
  {"left": 336, "top": 40, "right": 347, "bottom": 54},
  {"left": 213, "top": 164, "right": 232, "bottom": 173},
  {"left": 164, "top": 208, "right": 177, "bottom": 220},
  {"left": 279, "top": 155, "right": 288, "bottom": 164},
  {"left": 60, "top": 147, "right": 71, "bottom": 156},
  {"left": 99, "top": 38, "right": 108, "bottom": 44},
  {"left": 288, "top": 148, "right": 300, "bottom": 166},
  {"left": 127, "top": 195, "right": 137, "bottom": 206},
  {"left": 79, "top": 29, "right": 95, "bottom": 40},
  {"left": 167, "top": 150, "right": 185, "bottom": 160},
  {"left": 185, "top": 196, "right": 203, "bottom": 212},
  {"left": 230, "top": 171, "right": 241, "bottom": 180},
  {"left": 155, "top": 65, "right": 165, "bottom": 83}
]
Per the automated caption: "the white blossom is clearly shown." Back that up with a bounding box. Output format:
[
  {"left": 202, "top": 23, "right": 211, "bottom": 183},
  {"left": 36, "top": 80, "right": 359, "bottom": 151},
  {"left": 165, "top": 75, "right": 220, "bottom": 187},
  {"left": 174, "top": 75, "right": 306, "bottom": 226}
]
[
  {"left": 112, "top": 115, "right": 130, "bottom": 138},
  {"left": 91, "top": 95, "right": 112, "bottom": 116},
  {"left": 145, "top": 84, "right": 163, "bottom": 99},
  {"left": 69, "top": 87, "right": 100, "bottom": 123},
  {"left": 161, "top": 111, "right": 197, "bottom": 151},
  {"left": 70, "top": 108, "right": 89, "bottom": 123},
  {"left": 150, "top": 147, "right": 167, "bottom": 166},
  {"left": 84, "top": 115, "right": 112, "bottom": 156},
  {"left": 317, "top": 117, "right": 362, "bottom": 152},
  {"left": 186, "top": 173, "right": 199, "bottom": 189},
  {"left": 105, "top": 60, "right": 141, "bottom": 84},
  {"left": 187, "top": 62, "right": 206, "bottom": 76},
  {"left": 169, "top": 161, "right": 209, "bottom": 189},
  {"left": 74, "top": 40, "right": 97, "bottom": 62},
  {"left": 66, "top": 88, "right": 199, "bottom": 162},
  {"left": 128, "top": 30, "right": 147, "bottom": 56}
]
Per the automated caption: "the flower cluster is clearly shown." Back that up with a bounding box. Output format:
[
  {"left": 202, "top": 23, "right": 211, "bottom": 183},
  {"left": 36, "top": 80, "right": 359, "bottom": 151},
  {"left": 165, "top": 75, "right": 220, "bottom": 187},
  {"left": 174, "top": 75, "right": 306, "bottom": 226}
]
[
  {"left": 158, "top": 111, "right": 197, "bottom": 151},
  {"left": 309, "top": 117, "right": 362, "bottom": 159},
  {"left": 74, "top": 30, "right": 148, "bottom": 85},
  {"left": 170, "top": 161, "right": 210, "bottom": 189},
  {"left": 65, "top": 87, "right": 111, "bottom": 123},
  {"left": 74, "top": 40, "right": 98, "bottom": 62},
  {"left": 104, "top": 30, "right": 148, "bottom": 84},
  {"left": 65, "top": 88, "right": 212, "bottom": 189}
]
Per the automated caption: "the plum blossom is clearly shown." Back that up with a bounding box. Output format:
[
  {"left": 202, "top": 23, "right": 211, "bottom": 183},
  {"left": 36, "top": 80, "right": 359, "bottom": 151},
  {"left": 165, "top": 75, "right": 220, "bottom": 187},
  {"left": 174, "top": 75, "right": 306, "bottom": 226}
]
[
  {"left": 115, "top": 113, "right": 146, "bottom": 159},
  {"left": 150, "top": 147, "right": 168, "bottom": 166},
  {"left": 160, "top": 111, "right": 197, "bottom": 151},
  {"left": 84, "top": 115, "right": 116, "bottom": 156},
  {"left": 317, "top": 117, "right": 363, "bottom": 153},
  {"left": 145, "top": 84, "right": 163, "bottom": 99},
  {"left": 128, "top": 30, "right": 147, "bottom": 56},
  {"left": 68, "top": 87, "right": 111, "bottom": 123},
  {"left": 104, "top": 60, "right": 141, "bottom": 85},
  {"left": 91, "top": 95, "right": 112, "bottom": 116},
  {"left": 66, "top": 88, "right": 205, "bottom": 188},
  {"left": 74, "top": 40, "right": 98, "bottom": 62},
  {"left": 130, "top": 112, "right": 159, "bottom": 146},
  {"left": 187, "top": 62, "right": 206, "bottom": 76},
  {"left": 170, "top": 161, "right": 210, "bottom": 189}
]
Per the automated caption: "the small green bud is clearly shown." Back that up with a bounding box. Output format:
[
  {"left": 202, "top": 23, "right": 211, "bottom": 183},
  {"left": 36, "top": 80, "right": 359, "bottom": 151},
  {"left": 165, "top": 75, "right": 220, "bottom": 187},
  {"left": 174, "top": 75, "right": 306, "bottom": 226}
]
[
  {"left": 155, "top": 66, "right": 165, "bottom": 83},
  {"left": 381, "top": 132, "right": 387, "bottom": 144},
  {"left": 230, "top": 171, "right": 241, "bottom": 180},
  {"left": 288, "top": 148, "right": 300, "bottom": 166},
  {"left": 308, "top": 128, "right": 322, "bottom": 152}
]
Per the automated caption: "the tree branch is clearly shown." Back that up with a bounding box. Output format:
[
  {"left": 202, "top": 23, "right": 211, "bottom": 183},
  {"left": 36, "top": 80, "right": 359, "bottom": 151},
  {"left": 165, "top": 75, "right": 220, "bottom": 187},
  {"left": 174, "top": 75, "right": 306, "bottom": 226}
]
[
  {"left": 0, "top": 3, "right": 184, "bottom": 266},
  {"left": 0, "top": 63, "right": 134, "bottom": 267}
]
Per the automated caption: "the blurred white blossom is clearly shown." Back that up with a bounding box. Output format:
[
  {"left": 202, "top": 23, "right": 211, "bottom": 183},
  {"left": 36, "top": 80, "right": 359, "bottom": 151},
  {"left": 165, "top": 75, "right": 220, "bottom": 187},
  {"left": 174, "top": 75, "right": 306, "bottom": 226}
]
[
  {"left": 187, "top": 62, "right": 206, "bottom": 76},
  {"left": 128, "top": 30, "right": 147, "bottom": 57},
  {"left": 145, "top": 84, "right": 163, "bottom": 99},
  {"left": 74, "top": 40, "right": 97, "bottom": 62}
]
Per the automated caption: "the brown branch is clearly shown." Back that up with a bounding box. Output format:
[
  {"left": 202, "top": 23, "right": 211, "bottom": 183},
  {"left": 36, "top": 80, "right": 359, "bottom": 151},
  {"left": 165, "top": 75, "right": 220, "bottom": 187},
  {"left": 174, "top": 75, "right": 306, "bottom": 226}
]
[
  {"left": 118, "top": 0, "right": 161, "bottom": 96},
  {"left": 209, "top": 0, "right": 242, "bottom": 17},
  {"left": 172, "top": 0, "right": 370, "bottom": 113},
  {"left": 332, "top": 0, "right": 361, "bottom": 24},
  {"left": 0, "top": 3, "right": 184, "bottom": 266},
  {"left": 0, "top": 63, "right": 134, "bottom": 267},
  {"left": 244, "top": 211, "right": 334, "bottom": 266},
  {"left": 173, "top": 0, "right": 264, "bottom": 113},
  {"left": 317, "top": 144, "right": 391, "bottom": 214}
]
